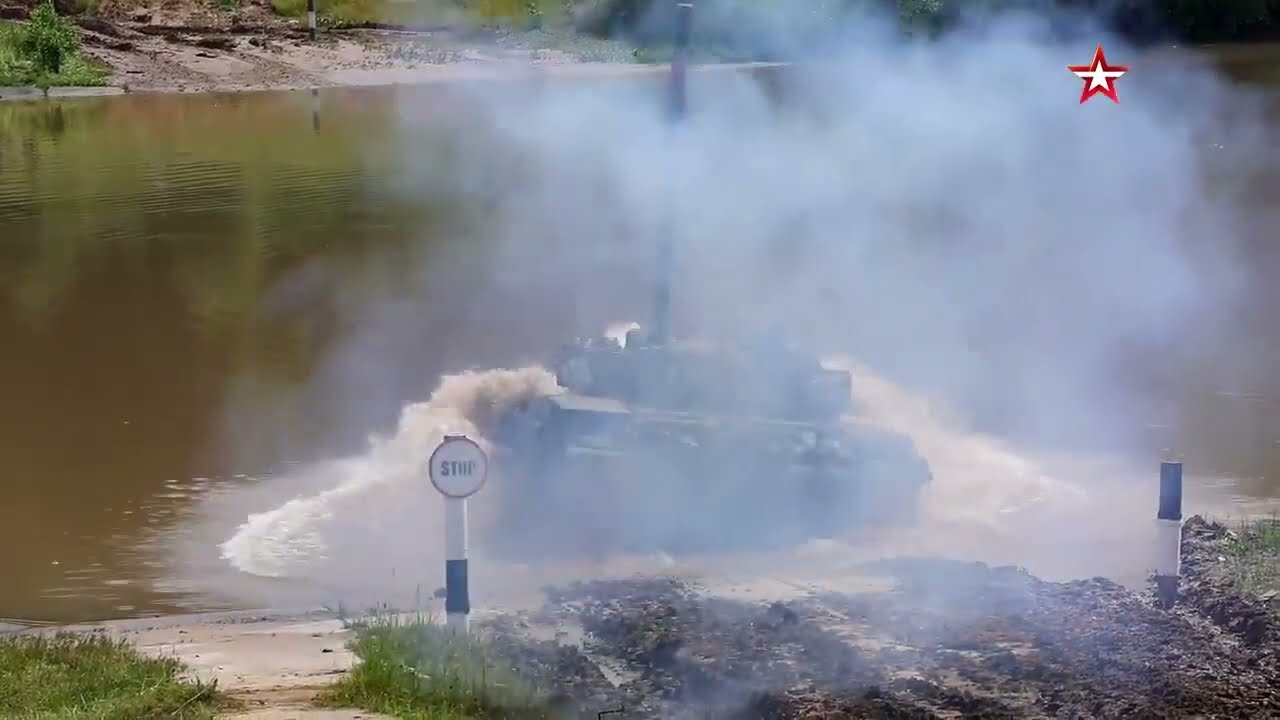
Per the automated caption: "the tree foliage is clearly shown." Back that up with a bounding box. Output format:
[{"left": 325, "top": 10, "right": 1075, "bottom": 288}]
[{"left": 571, "top": 0, "right": 1280, "bottom": 47}]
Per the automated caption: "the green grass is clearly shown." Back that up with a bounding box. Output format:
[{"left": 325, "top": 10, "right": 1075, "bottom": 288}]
[
  {"left": 0, "top": 15, "right": 108, "bottom": 89},
  {"left": 317, "top": 612, "right": 563, "bottom": 719},
  {"left": 1224, "top": 516, "right": 1280, "bottom": 596},
  {"left": 0, "top": 632, "right": 227, "bottom": 719}
]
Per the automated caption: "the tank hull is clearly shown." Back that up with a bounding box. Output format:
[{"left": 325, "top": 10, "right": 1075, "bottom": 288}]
[{"left": 484, "top": 399, "right": 931, "bottom": 558}]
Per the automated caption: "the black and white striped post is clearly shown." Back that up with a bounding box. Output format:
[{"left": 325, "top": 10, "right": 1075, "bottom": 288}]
[
  {"left": 427, "top": 434, "right": 489, "bottom": 633},
  {"left": 306, "top": 0, "right": 317, "bottom": 40},
  {"left": 1155, "top": 461, "right": 1183, "bottom": 608}
]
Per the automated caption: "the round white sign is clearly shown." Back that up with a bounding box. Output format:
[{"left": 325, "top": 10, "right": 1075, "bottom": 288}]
[{"left": 427, "top": 434, "right": 489, "bottom": 499}]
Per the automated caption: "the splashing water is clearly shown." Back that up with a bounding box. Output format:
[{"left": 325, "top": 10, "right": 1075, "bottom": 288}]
[
  {"left": 830, "top": 357, "right": 1090, "bottom": 532},
  {"left": 218, "top": 367, "right": 558, "bottom": 578},
  {"left": 219, "top": 329, "right": 1088, "bottom": 586}
]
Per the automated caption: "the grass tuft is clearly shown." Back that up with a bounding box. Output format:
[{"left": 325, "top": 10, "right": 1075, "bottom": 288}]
[
  {"left": 1225, "top": 516, "right": 1280, "bottom": 596},
  {"left": 318, "top": 610, "right": 563, "bottom": 719},
  {"left": 0, "top": 632, "right": 226, "bottom": 719}
]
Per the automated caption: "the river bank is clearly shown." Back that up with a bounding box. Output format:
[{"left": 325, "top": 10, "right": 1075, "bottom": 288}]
[
  {"left": 4, "top": 515, "right": 1277, "bottom": 719},
  {"left": 2, "top": 0, "right": 688, "bottom": 94},
  {"left": 0, "top": 0, "right": 1276, "bottom": 96},
  {"left": 2, "top": 18, "right": 779, "bottom": 95}
]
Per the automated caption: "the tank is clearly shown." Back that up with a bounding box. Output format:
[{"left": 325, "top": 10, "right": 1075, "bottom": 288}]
[
  {"left": 482, "top": 1, "right": 931, "bottom": 556},
  {"left": 486, "top": 326, "right": 933, "bottom": 556}
]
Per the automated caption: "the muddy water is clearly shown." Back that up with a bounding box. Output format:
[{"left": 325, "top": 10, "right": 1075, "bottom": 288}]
[{"left": 2, "top": 52, "right": 1279, "bottom": 623}]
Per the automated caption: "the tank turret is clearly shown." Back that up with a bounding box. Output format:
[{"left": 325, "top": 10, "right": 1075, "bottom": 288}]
[{"left": 550, "top": 326, "right": 852, "bottom": 425}]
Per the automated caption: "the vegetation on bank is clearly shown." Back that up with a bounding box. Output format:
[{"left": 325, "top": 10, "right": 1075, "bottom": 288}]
[
  {"left": 0, "top": 632, "right": 227, "bottom": 719},
  {"left": 0, "top": 2, "right": 105, "bottom": 87},
  {"left": 1224, "top": 517, "right": 1280, "bottom": 597},
  {"left": 259, "top": 0, "right": 1280, "bottom": 51},
  {"left": 318, "top": 612, "right": 561, "bottom": 719}
]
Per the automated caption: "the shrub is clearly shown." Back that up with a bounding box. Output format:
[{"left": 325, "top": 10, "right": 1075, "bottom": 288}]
[{"left": 21, "top": 1, "right": 80, "bottom": 75}]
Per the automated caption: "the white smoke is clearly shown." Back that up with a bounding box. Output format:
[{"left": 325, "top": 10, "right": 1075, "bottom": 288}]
[{"left": 208, "top": 3, "right": 1272, "bottom": 603}]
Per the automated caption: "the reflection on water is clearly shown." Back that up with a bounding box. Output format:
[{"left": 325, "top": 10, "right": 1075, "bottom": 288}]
[
  {"left": 0, "top": 90, "right": 430, "bottom": 621},
  {"left": 1, "top": 50, "right": 1279, "bottom": 622},
  {"left": 0, "top": 86, "right": 650, "bottom": 622}
]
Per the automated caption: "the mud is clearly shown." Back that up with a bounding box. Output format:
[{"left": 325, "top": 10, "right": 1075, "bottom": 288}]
[{"left": 474, "top": 517, "right": 1280, "bottom": 719}]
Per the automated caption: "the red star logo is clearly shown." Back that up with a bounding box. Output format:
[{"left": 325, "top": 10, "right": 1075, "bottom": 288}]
[{"left": 1067, "top": 45, "right": 1129, "bottom": 104}]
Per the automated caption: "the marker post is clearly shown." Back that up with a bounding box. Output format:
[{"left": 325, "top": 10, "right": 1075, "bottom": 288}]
[
  {"left": 1155, "top": 461, "right": 1183, "bottom": 609},
  {"left": 427, "top": 434, "right": 489, "bottom": 634}
]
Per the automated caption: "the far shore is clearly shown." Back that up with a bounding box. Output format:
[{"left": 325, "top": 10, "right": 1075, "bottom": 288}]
[{"left": 0, "top": 49, "right": 787, "bottom": 100}]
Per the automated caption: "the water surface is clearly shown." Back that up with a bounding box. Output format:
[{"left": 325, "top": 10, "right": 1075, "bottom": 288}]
[{"left": 2, "top": 50, "right": 1279, "bottom": 623}]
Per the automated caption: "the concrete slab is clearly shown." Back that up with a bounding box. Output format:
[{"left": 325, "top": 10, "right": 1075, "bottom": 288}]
[
  {"left": 129, "top": 617, "right": 355, "bottom": 691},
  {"left": 46, "top": 86, "right": 126, "bottom": 97},
  {"left": 17, "top": 610, "right": 377, "bottom": 715}
]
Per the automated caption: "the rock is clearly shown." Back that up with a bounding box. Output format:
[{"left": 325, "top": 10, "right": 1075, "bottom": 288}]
[
  {"left": 0, "top": 87, "right": 45, "bottom": 100},
  {"left": 76, "top": 16, "right": 121, "bottom": 36},
  {"left": 766, "top": 601, "right": 798, "bottom": 625},
  {"left": 195, "top": 36, "right": 235, "bottom": 50}
]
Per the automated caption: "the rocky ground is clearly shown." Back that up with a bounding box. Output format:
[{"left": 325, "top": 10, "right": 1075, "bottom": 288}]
[{"left": 470, "top": 515, "right": 1280, "bottom": 719}]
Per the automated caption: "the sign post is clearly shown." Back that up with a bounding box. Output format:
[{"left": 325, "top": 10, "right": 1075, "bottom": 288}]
[
  {"left": 1155, "top": 461, "right": 1183, "bottom": 608},
  {"left": 427, "top": 433, "right": 489, "bottom": 633}
]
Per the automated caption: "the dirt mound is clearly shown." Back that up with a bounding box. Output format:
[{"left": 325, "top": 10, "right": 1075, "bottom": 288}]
[
  {"left": 1179, "top": 514, "right": 1280, "bottom": 647},
  {"left": 482, "top": 551, "right": 1280, "bottom": 719},
  {"left": 742, "top": 686, "right": 946, "bottom": 719}
]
